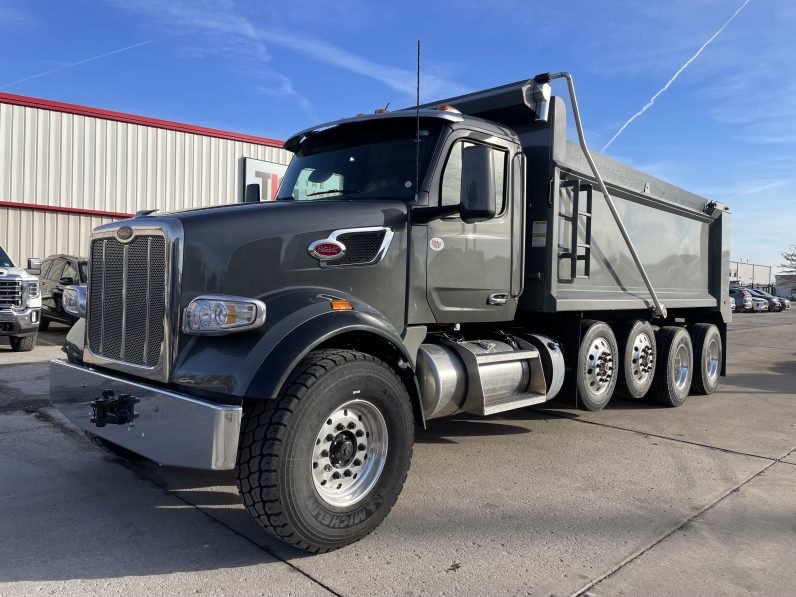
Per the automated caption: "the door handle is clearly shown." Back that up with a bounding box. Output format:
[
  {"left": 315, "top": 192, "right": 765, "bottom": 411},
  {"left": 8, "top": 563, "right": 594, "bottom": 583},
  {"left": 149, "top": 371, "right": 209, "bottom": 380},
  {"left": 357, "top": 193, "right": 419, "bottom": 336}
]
[{"left": 487, "top": 293, "right": 509, "bottom": 306}]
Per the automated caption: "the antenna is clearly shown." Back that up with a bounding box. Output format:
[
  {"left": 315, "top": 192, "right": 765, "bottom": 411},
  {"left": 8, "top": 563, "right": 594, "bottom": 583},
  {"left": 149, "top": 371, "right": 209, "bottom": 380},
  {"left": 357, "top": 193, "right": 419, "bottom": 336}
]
[{"left": 415, "top": 39, "right": 420, "bottom": 201}]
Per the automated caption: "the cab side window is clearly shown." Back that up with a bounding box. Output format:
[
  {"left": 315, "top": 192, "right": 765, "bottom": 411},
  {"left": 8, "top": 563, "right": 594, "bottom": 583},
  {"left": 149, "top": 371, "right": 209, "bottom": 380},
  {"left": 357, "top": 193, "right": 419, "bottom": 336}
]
[
  {"left": 440, "top": 140, "right": 507, "bottom": 214},
  {"left": 62, "top": 262, "right": 78, "bottom": 283},
  {"left": 48, "top": 259, "right": 65, "bottom": 281}
]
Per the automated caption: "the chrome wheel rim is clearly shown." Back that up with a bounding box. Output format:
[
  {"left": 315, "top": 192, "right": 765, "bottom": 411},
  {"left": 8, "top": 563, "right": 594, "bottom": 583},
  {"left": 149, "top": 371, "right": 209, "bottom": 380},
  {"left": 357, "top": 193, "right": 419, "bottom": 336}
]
[
  {"left": 673, "top": 343, "right": 690, "bottom": 390},
  {"left": 630, "top": 332, "right": 655, "bottom": 386},
  {"left": 706, "top": 338, "right": 720, "bottom": 382},
  {"left": 311, "top": 399, "right": 388, "bottom": 507},
  {"left": 586, "top": 336, "right": 614, "bottom": 395}
]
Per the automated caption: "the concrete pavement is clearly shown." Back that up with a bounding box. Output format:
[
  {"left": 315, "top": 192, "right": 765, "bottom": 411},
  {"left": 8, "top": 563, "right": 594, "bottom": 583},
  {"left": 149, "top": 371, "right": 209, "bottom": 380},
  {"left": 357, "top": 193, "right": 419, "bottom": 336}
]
[{"left": 0, "top": 311, "right": 794, "bottom": 596}]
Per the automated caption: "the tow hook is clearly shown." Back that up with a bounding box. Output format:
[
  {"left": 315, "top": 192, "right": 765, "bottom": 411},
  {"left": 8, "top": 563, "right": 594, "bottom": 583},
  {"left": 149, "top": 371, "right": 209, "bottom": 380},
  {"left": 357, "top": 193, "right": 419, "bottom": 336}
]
[{"left": 90, "top": 390, "right": 139, "bottom": 427}]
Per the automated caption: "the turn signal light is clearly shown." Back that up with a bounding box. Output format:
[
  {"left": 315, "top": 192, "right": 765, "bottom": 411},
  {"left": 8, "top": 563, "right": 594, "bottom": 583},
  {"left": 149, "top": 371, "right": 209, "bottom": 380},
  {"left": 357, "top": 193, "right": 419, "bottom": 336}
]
[
  {"left": 330, "top": 300, "right": 353, "bottom": 311},
  {"left": 437, "top": 104, "right": 461, "bottom": 113}
]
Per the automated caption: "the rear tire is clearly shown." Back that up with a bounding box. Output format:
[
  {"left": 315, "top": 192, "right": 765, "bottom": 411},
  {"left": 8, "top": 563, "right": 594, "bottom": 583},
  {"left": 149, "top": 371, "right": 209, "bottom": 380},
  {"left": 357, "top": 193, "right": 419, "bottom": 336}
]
[
  {"left": 615, "top": 320, "right": 656, "bottom": 399},
  {"left": 236, "top": 349, "right": 415, "bottom": 553},
  {"left": 576, "top": 320, "right": 618, "bottom": 411},
  {"left": 651, "top": 327, "right": 693, "bottom": 407},
  {"left": 690, "top": 323, "right": 722, "bottom": 395},
  {"left": 10, "top": 334, "right": 36, "bottom": 352}
]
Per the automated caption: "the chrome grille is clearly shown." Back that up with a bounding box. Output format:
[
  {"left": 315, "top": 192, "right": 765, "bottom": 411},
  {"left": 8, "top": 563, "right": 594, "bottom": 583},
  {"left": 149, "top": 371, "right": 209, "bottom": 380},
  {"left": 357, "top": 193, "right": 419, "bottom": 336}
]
[
  {"left": 88, "top": 235, "right": 166, "bottom": 367},
  {"left": 0, "top": 280, "right": 23, "bottom": 309}
]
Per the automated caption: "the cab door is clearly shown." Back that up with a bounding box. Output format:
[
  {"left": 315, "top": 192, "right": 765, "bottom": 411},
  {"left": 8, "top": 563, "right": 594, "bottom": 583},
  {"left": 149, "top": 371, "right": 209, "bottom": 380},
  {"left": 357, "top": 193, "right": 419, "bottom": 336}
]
[{"left": 425, "top": 133, "right": 518, "bottom": 323}]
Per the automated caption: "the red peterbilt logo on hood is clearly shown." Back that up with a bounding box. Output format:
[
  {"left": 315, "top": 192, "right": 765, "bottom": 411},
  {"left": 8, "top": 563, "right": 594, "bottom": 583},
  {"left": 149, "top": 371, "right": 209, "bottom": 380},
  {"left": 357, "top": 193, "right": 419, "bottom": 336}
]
[{"left": 308, "top": 239, "right": 346, "bottom": 261}]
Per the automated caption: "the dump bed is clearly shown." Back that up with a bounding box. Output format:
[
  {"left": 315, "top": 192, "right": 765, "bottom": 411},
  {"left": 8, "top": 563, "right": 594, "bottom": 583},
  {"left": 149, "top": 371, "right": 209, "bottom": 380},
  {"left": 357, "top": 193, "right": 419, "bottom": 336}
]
[{"left": 421, "top": 83, "right": 731, "bottom": 320}]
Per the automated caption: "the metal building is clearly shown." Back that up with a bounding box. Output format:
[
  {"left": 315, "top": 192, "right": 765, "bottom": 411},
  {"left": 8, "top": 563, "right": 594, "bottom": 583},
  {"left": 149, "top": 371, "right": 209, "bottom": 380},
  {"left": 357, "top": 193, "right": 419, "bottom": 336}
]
[{"left": 0, "top": 92, "right": 290, "bottom": 266}]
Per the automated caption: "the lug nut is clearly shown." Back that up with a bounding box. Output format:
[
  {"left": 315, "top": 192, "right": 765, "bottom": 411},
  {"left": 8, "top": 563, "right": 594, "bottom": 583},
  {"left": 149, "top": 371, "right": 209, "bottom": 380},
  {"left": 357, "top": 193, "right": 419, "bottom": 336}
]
[
  {"left": 353, "top": 458, "right": 362, "bottom": 467},
  {"left": 332, "top": 471, "right": 341, "bottom": 480},
  {"left": 355, "top": 430, "right": 364, "bottom": 437},
  {"left": 358, "top": 443, "right": 366, "bottom": 451},
  {"left": 321, "top": 449, "right": 329, "bottom": 457},
  {"left": 326, "top": 434, "right": 334, "bottom": 442},
  {"left": 336, "top": 423, "right": 345, "bottom": 431},
  {"left": 324, "top": 464, "right": 332, "bottom": 472},
  {"left": 343, "top": 469, "right": 352, "bottom": 477},
  {"left": 347, "top": 422, "right": 356, "bottom": 429}
]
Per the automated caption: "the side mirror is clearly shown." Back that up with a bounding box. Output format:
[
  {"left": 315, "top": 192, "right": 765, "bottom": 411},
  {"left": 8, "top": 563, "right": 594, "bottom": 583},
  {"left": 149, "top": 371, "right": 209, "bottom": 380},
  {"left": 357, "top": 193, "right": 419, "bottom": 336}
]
[
  {"left": 27, "top": 257, "right": 41, "bottom": 275},
  {"left": 244, "top": 183, "right": 261, "bottom": 203},
  {"left": 59, "top": 276, "right": 76, "bottom": 286},
  {"left": 63, "top": 285, "right": 87, "bottom": 318},
  {"left": 460, "top": 145, "right": 496, "bottom": 223}
]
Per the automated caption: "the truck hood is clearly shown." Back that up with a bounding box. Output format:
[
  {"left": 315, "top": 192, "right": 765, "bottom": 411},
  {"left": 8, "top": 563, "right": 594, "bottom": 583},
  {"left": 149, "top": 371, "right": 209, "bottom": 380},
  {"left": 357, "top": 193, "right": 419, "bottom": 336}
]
[
  {"left": 169, "top": 199, "right": 410, "bottom": 302},
  {"left": 0, "top": 266, "right": 37, "bottom": 281}
]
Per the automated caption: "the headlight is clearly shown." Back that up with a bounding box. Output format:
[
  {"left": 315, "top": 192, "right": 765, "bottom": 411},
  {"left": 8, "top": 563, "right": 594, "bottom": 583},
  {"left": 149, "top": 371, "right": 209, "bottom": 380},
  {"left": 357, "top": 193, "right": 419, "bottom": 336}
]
[
  {"left": 63, "top": 285, "right": 87, "bottom": 318},
  {"left": 22, "top": 280, "right": 40, "bottom": 304},
  {"left": 183, "top": 295, "right": 266, "bottom": 335}
]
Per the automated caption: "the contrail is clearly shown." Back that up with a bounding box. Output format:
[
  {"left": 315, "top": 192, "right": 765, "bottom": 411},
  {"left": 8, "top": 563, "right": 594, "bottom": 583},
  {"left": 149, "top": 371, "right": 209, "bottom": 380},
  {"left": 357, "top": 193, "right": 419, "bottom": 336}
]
[
  {"left": 601, "top": 0, "right": 752, "bottom": 152},
  {"left": 1, "top": 40, "right": 154, "bottom": 89}
]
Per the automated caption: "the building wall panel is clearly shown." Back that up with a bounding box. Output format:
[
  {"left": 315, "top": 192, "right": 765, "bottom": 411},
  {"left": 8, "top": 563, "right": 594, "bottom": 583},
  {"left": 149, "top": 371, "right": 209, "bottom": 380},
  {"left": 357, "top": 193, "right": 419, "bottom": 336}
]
[{"left": 0, "top": 99, "right": 291, "bottom": 264}]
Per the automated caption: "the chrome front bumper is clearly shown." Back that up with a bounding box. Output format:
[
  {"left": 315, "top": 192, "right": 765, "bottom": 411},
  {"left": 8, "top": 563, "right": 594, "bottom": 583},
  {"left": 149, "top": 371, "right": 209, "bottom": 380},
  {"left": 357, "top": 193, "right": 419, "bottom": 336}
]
[{"left": 49, "top": 360, "right": 242, "bottom": 469}]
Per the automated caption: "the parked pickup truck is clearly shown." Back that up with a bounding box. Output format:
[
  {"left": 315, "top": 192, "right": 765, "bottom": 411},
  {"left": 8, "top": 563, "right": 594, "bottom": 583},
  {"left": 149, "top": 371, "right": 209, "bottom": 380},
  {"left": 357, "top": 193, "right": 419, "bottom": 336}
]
[
  {"left": 51, "top": 72, "right": 730, "bottom": 552},
  {"left": 0, "top": 244, "right": 41, "bottom": 351}
]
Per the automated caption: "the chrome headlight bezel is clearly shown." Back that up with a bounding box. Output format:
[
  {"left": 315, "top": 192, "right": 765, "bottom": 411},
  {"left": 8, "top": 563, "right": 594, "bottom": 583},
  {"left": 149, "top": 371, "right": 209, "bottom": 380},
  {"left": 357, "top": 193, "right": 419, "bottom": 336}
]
[
  {"left": 63, "top": 285, "right": 87, "bottom": 318},
  {"left": 182, "top": 295, "right": 266, "bottom": 336},
  {"left": 22, "top": 280, "right": 40, "bottom": 305}
]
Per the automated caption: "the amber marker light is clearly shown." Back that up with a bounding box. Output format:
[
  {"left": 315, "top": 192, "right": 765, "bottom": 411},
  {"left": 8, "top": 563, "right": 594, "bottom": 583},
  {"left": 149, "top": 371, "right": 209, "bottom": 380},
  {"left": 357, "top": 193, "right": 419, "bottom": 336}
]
[{"left": 330, "top": 300, "right": 353, "bottom": 311}]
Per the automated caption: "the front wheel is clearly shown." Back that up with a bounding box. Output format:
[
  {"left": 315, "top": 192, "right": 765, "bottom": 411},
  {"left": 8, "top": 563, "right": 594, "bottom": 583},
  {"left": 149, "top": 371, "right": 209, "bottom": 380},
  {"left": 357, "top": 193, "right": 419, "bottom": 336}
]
[
  {"left": 10, "top": 334, "right": 36, "bottom": 352},
  {"left": 236, "top": 349, "right": 414, "bottom": 553}
]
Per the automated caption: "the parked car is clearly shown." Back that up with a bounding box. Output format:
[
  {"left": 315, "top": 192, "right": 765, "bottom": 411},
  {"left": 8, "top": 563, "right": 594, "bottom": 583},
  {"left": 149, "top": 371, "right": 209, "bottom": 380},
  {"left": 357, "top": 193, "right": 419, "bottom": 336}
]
[
  {"left": 751, "top": 297, "right": 769, "bottom": 312},
  {"left": 777, "top": 296, "right": 791, "bottom": 310},
  {"left": 729, "top": 287, "right": 753, "bottom": 312},
  {"left": 730, "top": 296, "right": 736, "bottom": 312},
  {"left": 38, "top": 254, "right": 88, "bottom": 330},
  {"left": 742, "top": 287, "right": 782, "bottom": 312}
]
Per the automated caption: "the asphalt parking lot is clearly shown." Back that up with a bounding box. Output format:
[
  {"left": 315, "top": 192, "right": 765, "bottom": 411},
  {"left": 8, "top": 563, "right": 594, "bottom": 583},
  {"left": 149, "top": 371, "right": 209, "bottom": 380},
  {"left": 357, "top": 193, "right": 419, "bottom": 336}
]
[{"left": 1, "top": 312, "right": 794, "bottom": 596}]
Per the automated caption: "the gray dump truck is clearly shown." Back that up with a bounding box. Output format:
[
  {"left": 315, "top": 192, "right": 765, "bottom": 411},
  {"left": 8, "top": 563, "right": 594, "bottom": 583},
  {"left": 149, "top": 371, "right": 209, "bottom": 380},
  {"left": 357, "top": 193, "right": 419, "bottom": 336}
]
[{"left": 51, "top": 72, "right": 730, "bottom": 552}]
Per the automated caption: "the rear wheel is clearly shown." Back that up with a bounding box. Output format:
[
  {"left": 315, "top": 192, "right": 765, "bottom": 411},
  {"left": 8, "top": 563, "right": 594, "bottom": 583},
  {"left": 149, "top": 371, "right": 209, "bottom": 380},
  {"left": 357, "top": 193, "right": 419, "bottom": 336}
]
[
  {"left": 615, "top": 320, "right": 656, "bottom": 399},
  {"left": 236, "top": 349, "right": 414, "bottom": 552},
  {"left": 690, "top": 323, "right": 722, "bottom": 395},
  {"left": 10, "top": 334, "right": 36, "bottom": 352},
  {"left": 651, "top": 327, "right": 693, "bottom": 407},
  {"left": 576, "top": 320, "right": 618, "bottom": 411}
]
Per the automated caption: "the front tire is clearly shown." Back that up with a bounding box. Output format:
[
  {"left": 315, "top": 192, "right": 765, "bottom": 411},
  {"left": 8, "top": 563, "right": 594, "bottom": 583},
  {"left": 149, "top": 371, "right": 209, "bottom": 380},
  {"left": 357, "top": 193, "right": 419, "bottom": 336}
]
[
  {"left": 651, "top": 327, "right": 693, "bottom": 407},
  {"left": 236, "top": 349, "right": 414, "bottom": 552},
  {"left": 10, "top": 334, "right": 36, "bottom": 352}
]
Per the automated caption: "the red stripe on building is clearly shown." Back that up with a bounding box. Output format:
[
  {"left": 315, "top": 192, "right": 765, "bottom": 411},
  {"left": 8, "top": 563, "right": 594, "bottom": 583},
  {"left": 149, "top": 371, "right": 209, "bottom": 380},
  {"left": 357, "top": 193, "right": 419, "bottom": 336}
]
[
  {"left": 0, "top": 201, "right": 132, "bottom": 219},
  {"left": 0, "top": 91, "right": 285, "bottom": 148}
]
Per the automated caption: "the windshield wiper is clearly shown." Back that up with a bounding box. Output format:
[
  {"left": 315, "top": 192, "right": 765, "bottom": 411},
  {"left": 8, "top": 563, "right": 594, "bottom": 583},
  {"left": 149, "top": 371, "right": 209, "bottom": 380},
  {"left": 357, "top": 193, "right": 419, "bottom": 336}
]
[{"left": 305, "top": 188, "right": 360, "bottom": 197}]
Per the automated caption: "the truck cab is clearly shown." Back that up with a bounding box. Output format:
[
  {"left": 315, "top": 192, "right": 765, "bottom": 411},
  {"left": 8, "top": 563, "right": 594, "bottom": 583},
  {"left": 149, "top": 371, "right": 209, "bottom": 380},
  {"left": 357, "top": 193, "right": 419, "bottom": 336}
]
[{"left": 50, "top": 75, "right": 729, "bottom": 553}]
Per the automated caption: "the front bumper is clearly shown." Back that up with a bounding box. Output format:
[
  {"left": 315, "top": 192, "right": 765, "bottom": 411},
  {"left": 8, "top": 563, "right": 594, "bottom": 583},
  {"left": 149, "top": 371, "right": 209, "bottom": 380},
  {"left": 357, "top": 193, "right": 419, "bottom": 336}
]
[
  {"left": 0, "top": 307, "right": 40, "bottom": 336},
  {"left": 50, "top": 360, "right": 242, "bottom": 469}
]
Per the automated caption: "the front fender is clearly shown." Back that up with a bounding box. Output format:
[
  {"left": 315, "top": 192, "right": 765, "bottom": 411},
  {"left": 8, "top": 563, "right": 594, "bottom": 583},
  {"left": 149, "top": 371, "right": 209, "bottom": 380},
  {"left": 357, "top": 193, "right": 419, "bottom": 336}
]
[{"left": 171, "top": 288, "right": 410, "bottom": 399}]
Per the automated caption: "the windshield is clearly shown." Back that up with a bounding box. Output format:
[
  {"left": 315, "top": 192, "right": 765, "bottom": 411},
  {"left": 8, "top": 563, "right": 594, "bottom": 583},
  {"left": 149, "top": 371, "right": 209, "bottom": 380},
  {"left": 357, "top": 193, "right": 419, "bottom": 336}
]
[
  {"left": 0, "top": 247, "right": 14, "bottom": 268},
  {"left": 278, "top": 118, "right": 443, "bottom": 201}
]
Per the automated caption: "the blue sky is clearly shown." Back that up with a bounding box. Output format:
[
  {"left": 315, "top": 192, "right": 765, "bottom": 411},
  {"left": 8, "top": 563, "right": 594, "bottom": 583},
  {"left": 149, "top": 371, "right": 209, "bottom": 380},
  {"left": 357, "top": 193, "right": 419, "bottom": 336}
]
[{"left": 1, "top": 0, "right": 794, "bottom": 269}]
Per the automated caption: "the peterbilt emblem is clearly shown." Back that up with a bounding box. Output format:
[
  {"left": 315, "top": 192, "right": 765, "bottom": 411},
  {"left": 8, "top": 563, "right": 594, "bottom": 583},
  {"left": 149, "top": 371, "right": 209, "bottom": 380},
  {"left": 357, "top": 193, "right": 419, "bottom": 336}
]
[
  {"left": 116, "top": 226, "right": 134, "bottom": 242},
  {"left": 308, "top": 239, "right": 346, "bottom": 261}
]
